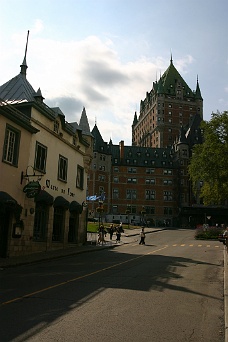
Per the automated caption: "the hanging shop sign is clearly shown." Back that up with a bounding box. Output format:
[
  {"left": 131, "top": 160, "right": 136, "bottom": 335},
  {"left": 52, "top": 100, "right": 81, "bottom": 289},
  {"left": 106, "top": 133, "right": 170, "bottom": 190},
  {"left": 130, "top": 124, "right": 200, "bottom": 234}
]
[{"left": 23, "top": 181, "right": 41, "bottom": 198}]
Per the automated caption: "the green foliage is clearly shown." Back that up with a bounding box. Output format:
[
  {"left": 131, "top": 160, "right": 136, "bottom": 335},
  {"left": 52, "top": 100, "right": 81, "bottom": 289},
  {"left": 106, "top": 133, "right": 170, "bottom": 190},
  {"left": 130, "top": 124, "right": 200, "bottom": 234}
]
[
  {"left": 195, "top": 226, "right": 224, "bottom": 240},
  {"left": 189, "top": 111, "right": 228, "bottom": 205}
]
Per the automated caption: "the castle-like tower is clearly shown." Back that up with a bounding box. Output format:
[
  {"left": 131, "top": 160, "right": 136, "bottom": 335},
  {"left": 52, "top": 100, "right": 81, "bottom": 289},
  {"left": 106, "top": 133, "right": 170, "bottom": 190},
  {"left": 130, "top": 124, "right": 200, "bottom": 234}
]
[{"left": 132, "top": 57, "right": 203, "bottom": 148}]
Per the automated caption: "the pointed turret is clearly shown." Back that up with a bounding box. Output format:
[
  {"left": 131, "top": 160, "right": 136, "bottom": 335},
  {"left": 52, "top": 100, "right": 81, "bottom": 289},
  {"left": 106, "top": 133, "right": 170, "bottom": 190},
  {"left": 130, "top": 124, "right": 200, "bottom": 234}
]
[
  {"left": 195, "top": 75, "right": 203, "bottom": 100},
  {"left": 34, "top": 88, "right": 44, "bottom": 103},
  {"left": 157, "top": 75, "right": 165, "bottom": 95},
  {"left": 79, "top": 107, "right": 91, "bottom": 135},
  {"left": 132, "top": 111, "right": 138, "bottom": 126}
]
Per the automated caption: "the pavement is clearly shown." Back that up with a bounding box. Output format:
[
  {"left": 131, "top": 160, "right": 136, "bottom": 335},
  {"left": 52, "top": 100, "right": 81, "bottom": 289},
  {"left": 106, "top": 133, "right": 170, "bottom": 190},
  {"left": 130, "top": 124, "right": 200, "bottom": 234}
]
[
  {"left": 0, "top": 227, "right": 161, "bottom": 269},
  {"left": 1, "top": 226, "right": 227, "bottom": 342}
]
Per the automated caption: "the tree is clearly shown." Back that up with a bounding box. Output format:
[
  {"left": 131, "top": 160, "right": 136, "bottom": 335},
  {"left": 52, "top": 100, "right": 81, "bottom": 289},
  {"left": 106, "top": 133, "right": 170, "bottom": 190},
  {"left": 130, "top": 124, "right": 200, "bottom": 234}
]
[{"left": 188, "top": 111, "right": 228, "bottom": 205}]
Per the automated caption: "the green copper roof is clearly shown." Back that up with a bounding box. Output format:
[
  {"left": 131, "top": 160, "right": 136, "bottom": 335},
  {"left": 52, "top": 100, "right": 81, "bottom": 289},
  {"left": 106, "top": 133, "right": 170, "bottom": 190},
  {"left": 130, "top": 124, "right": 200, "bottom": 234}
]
[{"left": 158, "top": 59, "right": 194, "bottom": 97}]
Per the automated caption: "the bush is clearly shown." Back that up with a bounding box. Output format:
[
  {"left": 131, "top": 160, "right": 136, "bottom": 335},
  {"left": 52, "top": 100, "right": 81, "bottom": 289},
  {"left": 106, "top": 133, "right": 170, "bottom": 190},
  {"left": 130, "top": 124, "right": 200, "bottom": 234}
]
[{"left": 195, "top": 226, "right": 224, "bottom": 240}]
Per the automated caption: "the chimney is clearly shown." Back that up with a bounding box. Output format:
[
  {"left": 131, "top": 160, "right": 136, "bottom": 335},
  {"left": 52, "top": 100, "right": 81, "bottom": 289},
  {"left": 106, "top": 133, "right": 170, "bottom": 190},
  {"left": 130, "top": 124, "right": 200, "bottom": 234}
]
[{"left": 119, "top": 140, "right": 124, "bottom": 160}]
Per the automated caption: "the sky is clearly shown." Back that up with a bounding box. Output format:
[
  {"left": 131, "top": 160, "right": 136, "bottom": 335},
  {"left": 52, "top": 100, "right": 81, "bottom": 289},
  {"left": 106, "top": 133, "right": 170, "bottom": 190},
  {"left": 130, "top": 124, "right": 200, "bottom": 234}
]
[{"left": 0, "top": 0, "right": 227, "bottom": 145}]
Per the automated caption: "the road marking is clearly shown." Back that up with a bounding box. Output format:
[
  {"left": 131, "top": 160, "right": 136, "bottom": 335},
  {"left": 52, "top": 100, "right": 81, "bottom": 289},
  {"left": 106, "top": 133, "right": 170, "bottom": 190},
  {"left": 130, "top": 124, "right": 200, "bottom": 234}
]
[
  {"left": 1, "top": 245, "right": 168, "bottom": 307},
  {"left": 181, "top": 244, "right": 185, "bottom": 247}
]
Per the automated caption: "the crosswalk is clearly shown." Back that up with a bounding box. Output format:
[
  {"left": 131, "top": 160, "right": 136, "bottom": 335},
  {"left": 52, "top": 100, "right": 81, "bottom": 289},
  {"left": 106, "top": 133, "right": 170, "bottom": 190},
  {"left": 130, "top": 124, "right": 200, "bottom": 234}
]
[{"left": 170, "top": 243, "right": 222, "bottom": 248}]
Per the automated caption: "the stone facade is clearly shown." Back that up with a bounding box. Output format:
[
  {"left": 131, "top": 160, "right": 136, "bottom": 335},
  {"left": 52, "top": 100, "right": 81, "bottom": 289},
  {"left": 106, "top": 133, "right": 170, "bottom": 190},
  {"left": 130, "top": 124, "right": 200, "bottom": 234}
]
[{"left": 0, "top": 51, "right": 93, "bottom": 258}]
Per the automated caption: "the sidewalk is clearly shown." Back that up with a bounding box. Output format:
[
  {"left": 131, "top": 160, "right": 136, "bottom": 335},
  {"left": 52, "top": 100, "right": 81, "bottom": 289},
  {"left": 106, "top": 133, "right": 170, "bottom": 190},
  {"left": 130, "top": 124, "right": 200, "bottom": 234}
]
[
  {"left": 224, "top": 249, "right": 228, "bottom": 342},
  {"left": 0, "top": 227, "right": 162, "bottom": 269}
]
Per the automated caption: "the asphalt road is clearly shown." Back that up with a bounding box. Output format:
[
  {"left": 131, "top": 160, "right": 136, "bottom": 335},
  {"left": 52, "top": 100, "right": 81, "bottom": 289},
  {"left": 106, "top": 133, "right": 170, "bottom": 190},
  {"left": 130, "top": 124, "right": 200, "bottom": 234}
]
[{"left": 0, "top": 229, "right": 225, "bottom": 342}]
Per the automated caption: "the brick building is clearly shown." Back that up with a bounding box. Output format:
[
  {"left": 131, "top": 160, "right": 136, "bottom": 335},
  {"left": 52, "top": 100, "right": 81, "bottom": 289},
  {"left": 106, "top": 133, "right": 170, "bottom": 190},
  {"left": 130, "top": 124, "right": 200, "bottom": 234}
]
[
  {"left": 87, "top": 113, "right": 203, "bottom": 228},
  {"left": 132, "top": 57, "right": 203, "bottom": 148}
]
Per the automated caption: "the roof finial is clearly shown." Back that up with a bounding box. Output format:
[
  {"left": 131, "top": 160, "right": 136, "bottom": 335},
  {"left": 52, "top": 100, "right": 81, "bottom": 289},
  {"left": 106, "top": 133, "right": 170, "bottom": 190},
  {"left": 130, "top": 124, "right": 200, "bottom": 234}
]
[
  {"left": 170, "top": 51, "right": 173, "bottom": 64},
  {"left": 20, "top": 30, "right": 30, "bottom": 76}
]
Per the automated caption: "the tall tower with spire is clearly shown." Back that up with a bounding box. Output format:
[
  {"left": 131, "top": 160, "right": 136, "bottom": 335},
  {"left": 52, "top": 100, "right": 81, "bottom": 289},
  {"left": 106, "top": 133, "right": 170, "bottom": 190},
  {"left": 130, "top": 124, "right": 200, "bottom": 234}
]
[{"left": 132, "top": 57, "right": 203, "bottom": 148}]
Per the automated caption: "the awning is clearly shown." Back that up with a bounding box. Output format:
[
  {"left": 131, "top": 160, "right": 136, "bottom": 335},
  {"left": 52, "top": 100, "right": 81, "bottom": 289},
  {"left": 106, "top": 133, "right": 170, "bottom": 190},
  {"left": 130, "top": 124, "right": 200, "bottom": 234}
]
[
  {"left": 35, "top": 190, "right": 54, "bottom": 205},
  {"left": 0, "top": 191, "right": 22, "bottom": 215},
  {"left": 69, "top": 201, "right": 83, "bottom": 213},
  {"left": 53, "top": 196, "right": 69, "bottom": 209},
  {"left": 0, "top": 191, "right": 17, "bottom": 206}
]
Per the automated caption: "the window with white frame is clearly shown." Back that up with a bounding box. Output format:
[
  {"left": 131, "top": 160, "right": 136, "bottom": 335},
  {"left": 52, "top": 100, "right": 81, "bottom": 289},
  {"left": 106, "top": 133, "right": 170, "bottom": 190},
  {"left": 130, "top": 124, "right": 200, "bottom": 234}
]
[{"left": 3, "top": 124, "right": 20, "bottom": 166}]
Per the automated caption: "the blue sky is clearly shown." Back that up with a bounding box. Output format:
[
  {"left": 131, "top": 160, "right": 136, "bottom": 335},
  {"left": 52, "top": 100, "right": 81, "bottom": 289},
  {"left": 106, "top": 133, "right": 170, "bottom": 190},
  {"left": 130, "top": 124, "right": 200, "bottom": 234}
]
[{"left": 0, "top": 0, "right": 227, "bottom": 145}]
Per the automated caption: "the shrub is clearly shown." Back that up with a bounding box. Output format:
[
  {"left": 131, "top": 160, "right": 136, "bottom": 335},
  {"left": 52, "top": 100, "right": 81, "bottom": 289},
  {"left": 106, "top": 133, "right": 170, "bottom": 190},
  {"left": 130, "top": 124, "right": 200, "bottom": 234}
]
[{"left": 195, "top": 226, "right": 224, "bottom": 240}]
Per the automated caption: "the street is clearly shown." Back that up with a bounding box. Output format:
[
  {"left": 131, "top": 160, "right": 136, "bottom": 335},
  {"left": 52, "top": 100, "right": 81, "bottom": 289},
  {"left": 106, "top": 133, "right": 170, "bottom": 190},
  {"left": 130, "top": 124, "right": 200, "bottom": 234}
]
[{"left": 0, "top": 229, "right": 225, "bottom": 342}]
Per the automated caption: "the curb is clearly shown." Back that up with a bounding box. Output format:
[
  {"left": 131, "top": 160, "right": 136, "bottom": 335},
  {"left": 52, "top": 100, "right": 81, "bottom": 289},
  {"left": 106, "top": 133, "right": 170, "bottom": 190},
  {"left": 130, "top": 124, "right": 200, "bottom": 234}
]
[{"left": 224, "top": 249, "right": 228, "bottom": 342}]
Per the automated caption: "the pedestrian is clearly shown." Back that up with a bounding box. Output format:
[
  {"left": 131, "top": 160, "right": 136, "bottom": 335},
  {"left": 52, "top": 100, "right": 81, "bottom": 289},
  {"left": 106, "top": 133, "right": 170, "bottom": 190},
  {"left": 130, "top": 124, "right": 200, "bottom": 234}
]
[
  {"left": 223, "top": 226, "right": 228, "bottom": 252},
  {"left": 109, "top": 224, "right": 114, "bottom": 240},
  {"left": 116, "top": 228, "right": 121, "bottom": 243},
  {"left": 139, "top": 227, "right": 145, "bottom": 245}
]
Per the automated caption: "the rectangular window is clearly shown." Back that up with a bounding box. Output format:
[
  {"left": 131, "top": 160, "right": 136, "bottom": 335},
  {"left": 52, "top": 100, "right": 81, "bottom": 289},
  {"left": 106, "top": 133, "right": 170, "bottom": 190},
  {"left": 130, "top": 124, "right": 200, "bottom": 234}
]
[
  {"left": 146, "top": 168, "right": 155, "bottom": 174},
  {"left": 76, "top": 165, "right": 84, "bottom": 189},
  {"left": 145, "top": 190, "right": 155, "bottom": 200},
  {"left": 163, "top": 169, "right": 173, "bottom": 175},
  {"left": 54, "top": 120, "right": 59, "bottom": 133},
  {"left": 113, "top": 176, "right": 119, "bottom": 183},
  {"left": 58, "top": 155, "right": 68, "bottom": 182},
  {"left": 113, "top": 188, "right": 119, "bottom": 199},
  {"left": 112, "top": 205, "right": 118, "bottom": 214},
  {"left": 164, "top": 191, "right": 173, "bottom": 201},
  {"left": 3, "top": 124, "right": 20, "bottom": 166},
  {"left": 128, "top": 167, "right": 137, "bottom": 173},
  {"left": 126, "top": 189, "right": 137, "bottom": 200},
  {"left": 145, "top": 179, "right": 155, "bottom": 184},
  {"left": 163, "top": 179, "right": 173, "bottom": 185},
  {"left": 164, "top": 207, "right": 173, "bottom": 215},
  {"left": 34, "top": 142, "right": 47, "bottom": 172},
  {"left": 127, "top": 178, "right": 137, "bottom": 183}
]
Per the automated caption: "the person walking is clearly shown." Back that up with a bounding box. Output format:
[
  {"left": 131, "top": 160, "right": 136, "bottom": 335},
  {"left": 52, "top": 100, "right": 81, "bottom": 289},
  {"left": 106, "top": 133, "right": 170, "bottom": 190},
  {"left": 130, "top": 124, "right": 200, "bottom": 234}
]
[
  {"left": 116, "top": 228, "right": 121, "bottom": 243},
  {"left": 223, "top": 226, "right": 228, "bottom": 252},
  {"left": 109, "top": 224, "right": 114, "bottom": 240},
  {"left": 139, "top": 227, "right": 145, "bottom": 245}
]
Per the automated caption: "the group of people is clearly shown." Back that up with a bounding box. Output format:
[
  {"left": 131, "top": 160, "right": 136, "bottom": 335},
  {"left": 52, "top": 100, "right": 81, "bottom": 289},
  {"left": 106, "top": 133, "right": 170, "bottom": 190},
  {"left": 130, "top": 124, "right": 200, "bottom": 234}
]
[
  {"left": 97, "top": 223, "right": 124, "bottom": 244},
  {"left": 97, "top": 223, "right": 146, "bottom": 245}
]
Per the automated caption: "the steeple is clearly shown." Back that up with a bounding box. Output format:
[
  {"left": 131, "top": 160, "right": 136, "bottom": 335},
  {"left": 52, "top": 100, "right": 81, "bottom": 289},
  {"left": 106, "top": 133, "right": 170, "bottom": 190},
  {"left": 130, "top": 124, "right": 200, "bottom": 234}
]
[
  {"left": 195, "top": 75, "right": 203, "bottom": 100},
  {"left": 132, "top": 111, "right": 138, "bottom": 126},
  {"left": 79, "top": 107, "right": 91, "bottom": 135},
  {"left": 20, "top": 30, "right": 29, "bottom": 77}
]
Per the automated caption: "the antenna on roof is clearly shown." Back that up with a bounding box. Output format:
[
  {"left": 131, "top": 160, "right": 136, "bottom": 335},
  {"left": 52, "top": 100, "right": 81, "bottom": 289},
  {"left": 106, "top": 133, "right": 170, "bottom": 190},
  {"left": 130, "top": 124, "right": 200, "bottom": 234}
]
[
  {"left": 20, "top": 30, "right": 30, "bottom": 76},
  {"left": 24, "top": 30, "right": 30, "bottom": 62}
]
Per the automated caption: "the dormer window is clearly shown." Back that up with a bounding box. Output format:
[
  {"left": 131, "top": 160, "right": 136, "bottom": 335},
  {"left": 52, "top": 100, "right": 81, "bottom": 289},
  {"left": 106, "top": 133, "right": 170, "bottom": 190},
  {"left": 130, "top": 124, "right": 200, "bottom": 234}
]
[{"left": 54, "top": 120, "right": 59, "bottom": 133}]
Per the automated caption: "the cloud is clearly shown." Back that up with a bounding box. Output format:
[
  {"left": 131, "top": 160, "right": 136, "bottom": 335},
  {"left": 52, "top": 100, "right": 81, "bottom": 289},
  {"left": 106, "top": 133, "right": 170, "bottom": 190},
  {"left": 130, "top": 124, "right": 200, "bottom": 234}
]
[
  {"left": 32, "top": 19, "right": 44, "bottom": 34},
  {"left": 0, "top": 31, "right": 195, "bottom": 145},
  {"left": 46, "top": 96, "right": 84, "bottom": 119}
]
